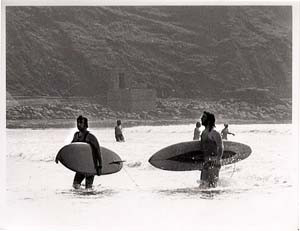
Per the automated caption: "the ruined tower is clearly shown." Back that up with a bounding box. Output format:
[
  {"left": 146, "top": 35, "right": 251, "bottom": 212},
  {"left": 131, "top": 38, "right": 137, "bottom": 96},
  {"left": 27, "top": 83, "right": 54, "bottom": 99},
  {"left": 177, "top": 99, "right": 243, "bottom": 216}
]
[{"left": 107, "top": 71, "right": 156, "bottom": 112}]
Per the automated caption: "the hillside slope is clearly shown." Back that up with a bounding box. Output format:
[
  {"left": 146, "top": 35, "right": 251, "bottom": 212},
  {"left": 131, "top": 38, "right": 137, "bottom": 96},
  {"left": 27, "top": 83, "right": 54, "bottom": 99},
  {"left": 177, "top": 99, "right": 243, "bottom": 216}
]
[{"left": 6, "top": 6, "right": 292, "bottom": 100}]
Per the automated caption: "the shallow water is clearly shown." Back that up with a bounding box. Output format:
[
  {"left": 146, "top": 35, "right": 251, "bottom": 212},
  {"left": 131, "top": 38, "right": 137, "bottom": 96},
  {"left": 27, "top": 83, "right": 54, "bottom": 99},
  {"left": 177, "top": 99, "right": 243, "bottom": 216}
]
[{"left": 4, "top": 123, "right": 298, "bottom": 230}]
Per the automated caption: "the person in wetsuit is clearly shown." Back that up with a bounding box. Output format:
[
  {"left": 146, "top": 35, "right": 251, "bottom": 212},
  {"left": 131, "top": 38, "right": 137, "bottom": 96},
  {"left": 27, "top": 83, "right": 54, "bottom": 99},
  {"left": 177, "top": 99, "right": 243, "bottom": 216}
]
[
  {"left": 56, "top": 115, "right": 102, "bottom": 189},
  {"left": 200, "top": 111, "right": 224, "bottom": 188},
  {"left": 193, "top": 121, "right": 201, "bottom": 140},
  {"left": 115, "top": 119, "right": 125, "bottom": 142}
]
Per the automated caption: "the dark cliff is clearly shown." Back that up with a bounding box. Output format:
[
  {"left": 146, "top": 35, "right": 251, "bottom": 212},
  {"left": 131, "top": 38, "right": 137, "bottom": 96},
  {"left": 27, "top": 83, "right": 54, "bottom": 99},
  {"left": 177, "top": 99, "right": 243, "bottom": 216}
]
[{"left": 6, "top": 6, "right": 292, "bottom": 101}]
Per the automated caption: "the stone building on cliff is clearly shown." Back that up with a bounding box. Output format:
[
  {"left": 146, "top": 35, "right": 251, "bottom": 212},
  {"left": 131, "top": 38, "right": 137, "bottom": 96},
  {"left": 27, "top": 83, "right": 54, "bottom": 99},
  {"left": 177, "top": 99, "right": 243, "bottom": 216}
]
[{"left": 106, "top": 71, "right": 156, "bottom": 113}]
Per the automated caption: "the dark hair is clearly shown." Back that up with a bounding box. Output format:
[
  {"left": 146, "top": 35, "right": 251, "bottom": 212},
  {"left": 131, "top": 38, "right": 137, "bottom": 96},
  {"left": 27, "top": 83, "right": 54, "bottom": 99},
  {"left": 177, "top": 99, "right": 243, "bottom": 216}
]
[
  {"left": 203, "top": 111, "right": 215, "bottom": 131},
  {"left": 117, "top": 120, "right": 121, "bottom": 126},
  {"left": 77, "top": 115, "right": 88, "bottom": 128},
  {"left": 196, "top": 121, "right": 201, "bottom": 128}
]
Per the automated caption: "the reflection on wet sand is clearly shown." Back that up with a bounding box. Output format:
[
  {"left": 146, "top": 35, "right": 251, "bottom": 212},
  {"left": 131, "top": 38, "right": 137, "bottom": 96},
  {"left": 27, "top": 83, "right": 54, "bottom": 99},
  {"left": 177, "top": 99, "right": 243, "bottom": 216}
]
[
  {"left": 156, "top": 187, "right": 251, "bottom": 199},
  {"left": 57, "top": 187, "right": 118, "bottom": 199}
]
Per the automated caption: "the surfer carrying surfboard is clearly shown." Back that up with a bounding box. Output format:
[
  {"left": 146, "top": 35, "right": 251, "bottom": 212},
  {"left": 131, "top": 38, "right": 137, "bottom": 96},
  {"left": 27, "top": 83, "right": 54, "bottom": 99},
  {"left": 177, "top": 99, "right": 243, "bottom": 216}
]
[
  {"left": 200, "top": 111, "right": 224, "bottom": 188},
  {"left": 56, "top": 115, "right": 103, "bottom": 189}
]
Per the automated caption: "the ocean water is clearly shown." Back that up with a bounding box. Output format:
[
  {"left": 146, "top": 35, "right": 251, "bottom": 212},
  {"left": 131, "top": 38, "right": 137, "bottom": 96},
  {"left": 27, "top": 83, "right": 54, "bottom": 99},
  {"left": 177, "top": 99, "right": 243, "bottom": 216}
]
[{"left": 4, "top": 124, "right": 299, "bottom": 231}]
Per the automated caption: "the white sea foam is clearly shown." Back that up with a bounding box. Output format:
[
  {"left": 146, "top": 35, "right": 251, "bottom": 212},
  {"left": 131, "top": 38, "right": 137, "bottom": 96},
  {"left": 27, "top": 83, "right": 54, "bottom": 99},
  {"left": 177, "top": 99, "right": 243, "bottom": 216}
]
[{"left": 4, "top": 123, "right": 298, "bottom": 231}]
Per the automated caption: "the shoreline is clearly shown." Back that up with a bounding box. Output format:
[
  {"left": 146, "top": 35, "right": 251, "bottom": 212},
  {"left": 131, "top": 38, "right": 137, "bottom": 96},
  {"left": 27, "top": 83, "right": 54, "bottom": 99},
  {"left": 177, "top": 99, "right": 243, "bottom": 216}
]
[
  {"left": 6, "top": 118, "right": 292, "bottom": 129},
  {"left": 6, "top": 97, "right": 292, "bottom": 129}
]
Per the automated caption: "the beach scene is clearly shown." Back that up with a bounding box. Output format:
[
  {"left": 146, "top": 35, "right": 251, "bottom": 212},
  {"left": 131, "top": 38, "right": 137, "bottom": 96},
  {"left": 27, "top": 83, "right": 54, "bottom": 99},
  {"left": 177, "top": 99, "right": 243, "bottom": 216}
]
[
  {"left": 4, "top": 123, "right": 298, "bottom": 230},
  {"left": 2, "top": 4, "right": 298, "bottom": 231}
]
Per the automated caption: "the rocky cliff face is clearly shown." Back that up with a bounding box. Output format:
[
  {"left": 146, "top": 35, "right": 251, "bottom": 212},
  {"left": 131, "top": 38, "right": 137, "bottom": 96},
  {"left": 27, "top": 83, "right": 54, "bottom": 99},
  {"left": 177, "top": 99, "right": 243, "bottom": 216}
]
[{"left": 6, "top": 6, "right": 292, "bottom": 101}]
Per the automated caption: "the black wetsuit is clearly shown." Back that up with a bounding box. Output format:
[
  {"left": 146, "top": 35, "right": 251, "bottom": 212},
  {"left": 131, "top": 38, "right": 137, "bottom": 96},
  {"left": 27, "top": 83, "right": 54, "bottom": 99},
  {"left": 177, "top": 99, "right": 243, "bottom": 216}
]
[
  {"left": 115, "top": 126, "right": 125, "bottom": 142},
  {"left": 72, "top": 130, "right": 102, "bottom": 188}
]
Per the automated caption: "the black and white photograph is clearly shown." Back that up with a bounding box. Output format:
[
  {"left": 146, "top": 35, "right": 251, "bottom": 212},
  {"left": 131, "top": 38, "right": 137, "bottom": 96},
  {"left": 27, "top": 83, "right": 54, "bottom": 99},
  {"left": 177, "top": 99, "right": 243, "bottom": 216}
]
[{"left": 1, "top": 1, "right": 299, "bottom": 231}]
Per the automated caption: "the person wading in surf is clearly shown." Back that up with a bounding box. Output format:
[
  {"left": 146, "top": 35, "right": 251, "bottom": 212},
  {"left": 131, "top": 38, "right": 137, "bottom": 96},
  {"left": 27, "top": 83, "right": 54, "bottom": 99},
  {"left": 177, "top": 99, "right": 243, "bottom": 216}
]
[
  {"left": 200, "top": 111, "right": 223, "bottom": 188},
  {"left": 55, "top": 115, "right": 102, "bottom": 189},
  {"left": 221, "top": 123, "right": 235, "bottom": 140},
  {"left": 193, "top": 121, "right": 201, "bottom": 140},
  {"left": 115, "top": 119, "right": 125, "bottom": 142}
]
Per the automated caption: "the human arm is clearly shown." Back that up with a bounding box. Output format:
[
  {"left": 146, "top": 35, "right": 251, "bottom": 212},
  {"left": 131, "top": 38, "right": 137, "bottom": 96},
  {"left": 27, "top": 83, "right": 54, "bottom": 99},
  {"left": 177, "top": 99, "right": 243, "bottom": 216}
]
[
  {"left": 71, "top": 132, "right": 78, "bottom": 143},
  {"left": 215, "top": 131, "right": 224, "bottom": 159},
  {"left": 208, "top": 131, "right": 223, "bottom": 162},
  {"left": 86, "top": 134, "right": 103, "bottom": 175},
  {"left": 228, "top": 131, "right": 235, "bottom": 136}
]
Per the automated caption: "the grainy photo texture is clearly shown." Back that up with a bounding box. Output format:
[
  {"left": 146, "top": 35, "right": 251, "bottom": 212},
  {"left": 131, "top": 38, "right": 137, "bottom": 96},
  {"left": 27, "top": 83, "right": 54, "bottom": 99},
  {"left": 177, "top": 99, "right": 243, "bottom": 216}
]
[{"left": 3, "top": 5, "right": 298, "bottom": 231}]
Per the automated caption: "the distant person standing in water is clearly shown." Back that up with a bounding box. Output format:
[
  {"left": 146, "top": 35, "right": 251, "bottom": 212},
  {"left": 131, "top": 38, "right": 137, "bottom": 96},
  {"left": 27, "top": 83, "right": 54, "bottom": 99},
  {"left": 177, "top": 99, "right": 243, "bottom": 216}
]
[
  {"left": 221, "top": 123, "right": 235, "bottom": 140},
  {"left": 115, "top": 119, "right": 125, "bottom": 142},
  {"left": 55, "top": 115, "right": 102, "bottom": 189},
  {"left": 200, "top": 111, "right": 223, "bottom": 188},
  {"left": 193, "top": 121, "right": 201, "bottom": 140}
]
